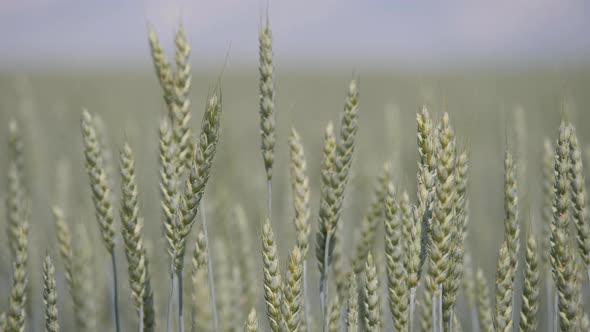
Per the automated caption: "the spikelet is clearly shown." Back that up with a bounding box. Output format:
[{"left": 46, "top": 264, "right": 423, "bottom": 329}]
[
  {"left": 119, "top": 143, "right": 155, "bottom": 330},
  {"left": 346, "top": 274, "right": 358, "bottom": 332},
  {"left": 259, "top": 18, "right": 276, "bottom": 181},
  {"left": 494, "top": 242, "right": 513, "bottom": 332},
  {"left": 282, "top": 247, "right": 302, "bottom": 332},
  {"left": 475, "top": 269, "right": 494, "bottom": 332},
  {"left": 244, "top": 308, "right": 258, "bottom": 332},
  {"left": 363, "top": 253, "right": 382, "bottom": 331},
  {"left": 7, "top": 224, "right": 28, "bottom": 332},
  {"left": 80, "top": 110, "right": 116, "bottom": 252},
  {"left": 567, "top": 125, "right": 590, "bottom": 274},
  {"left": 43, "top": 255, "right": 59, "bottom": 332},
  {"left": 176, "top": 91, "right": 222, "bottom": 271},
  {"left": 550, "top": 123, "right": 580, "bottom": 331},
  {"left": 262, "top": 219, "right": 283, "bottom": 332},
  {"left": 518, "top": 229, "right": 540, "bottom": 332},
  {"left": 352, "top": 163, "right": 390, "bottom": 274},
  {"left": 384, "top": 183, "right": 408, "bottom": 331}
]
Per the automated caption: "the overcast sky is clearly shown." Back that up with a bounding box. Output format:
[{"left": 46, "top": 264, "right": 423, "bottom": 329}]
[{"left": 1, "top": 0, "right": 589, "bottom": 69}]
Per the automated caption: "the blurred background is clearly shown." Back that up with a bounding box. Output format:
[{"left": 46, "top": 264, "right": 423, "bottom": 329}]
[{"left": 0, "top": 1, "right": 589, "bottom": 331}]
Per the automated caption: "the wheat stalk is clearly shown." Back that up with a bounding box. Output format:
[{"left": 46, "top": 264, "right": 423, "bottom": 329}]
[{"left": 43, "top": 255, "right": 59, "bottom": 332}]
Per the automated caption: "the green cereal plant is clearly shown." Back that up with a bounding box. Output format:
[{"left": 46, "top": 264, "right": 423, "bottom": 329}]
[
  {"left": 567, "top": 124, "right": 590, "bottom": 284},
  {"left": 475, "top": 268, "right": 494, "bottom": 332},
  {"left": 80, "top": 109, "right": 120, "bottom": 331},
  {"left": 384, "top": 183, "right": 409, "bottom": 331},
  {"left": 352, "top": 162, "right": 390, "bottom": 274},
  {"left": 363, "top": 253, "right": 382, "bottom": 332},
  {"left": 262, "top": 219, "right": 283, "bottom": 332},
  {"left": 551, "top": 123, "right": 580, "bottom": 331},
  {"left": 119, "top": 143, "right": 155, "bottom": 331},
  {"left": 427, "top": 112, "right": 456, "bottom": 332},
  {"left": 244, "top": 308, "right": 259, "bottom": 332},
  {"left": 316, "top": 79, "right": 359, "bottom": 329},
  {"left": 518, "top": 227, "right": 540, "bottom": 332},
  {"left": 346, "top": 274, "right": 358, "bottom": 332},
  {"left": 6, "top": 224, "right": 28, "bottom": 332},
  {"left": 42, "top": 255, "right": 59, "bottom": 332},
  {"left": 259, "top": 17, "right": 276, "bottom": 214}
]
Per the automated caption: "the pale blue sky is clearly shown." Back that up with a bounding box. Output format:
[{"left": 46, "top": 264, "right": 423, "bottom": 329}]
[{"left": 1, "top": 0, "right": 589, "bottom": 69}]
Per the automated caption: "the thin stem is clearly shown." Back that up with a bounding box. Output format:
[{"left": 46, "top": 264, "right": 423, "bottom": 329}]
[
  {"left": 177, "top": 270, "right": 184, "bottom": 332},
  {"left": 437, "top": 286, "right": 443, "bottom": 332},
  {"left": 200, "top": 200, "right": 219, "bottom": 332},
  {"left": 303, "top": 260, "right": 311, "bottom": 332},
  {"left": 111, "top": 252, "right": 121, "bottom": 332},
  {"left": 409, "top": 287, "right": 416, "bottom": 332},
  {"left": 449, "top": 307, "right": 454, "bottom": 332},
  {"left": 139, "top": 304, "right": 144, "bottom": 332},
  {"left": 545, "top": 276, "right": 552, "bottom": 332},
  {"left": 167, "top": 256, "right": 176, "bottom": 332},
  {"left": 432, "top": 289, "right": 437, "bottom": 332},
  {"left": 267, "top": 180, "right": 272, "bottom": 219},
  {"left": 320, "top": 234, "right": 331, "bottom": 332},
  {"left": 470, "top": 306, "right": 479, "bottom": 332}
]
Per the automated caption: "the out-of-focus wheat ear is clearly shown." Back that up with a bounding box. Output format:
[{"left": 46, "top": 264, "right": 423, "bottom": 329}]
[
  {"left": 352, "top": 162, "right": 390, "bottom": 274},
  {"left": 475, "top": 268, "right": 494, "bottom": 332},
  {"left": 494, "top": 241, "right": 514, "bottom": 332},
  {"left": 262, "top": 219, "right": 283, "bottom": 332},
  {"left": 234, "top": 205, "right": 258, "bottom": 308},
  {"left": 72, "top": 222, "right": 97, "bottom": 332},
  {"left": 6, "top": 161, "right": 25, "bottom": 260},
  {"left": 148, "top": 27, "right": 174, "bottom": 109},
  {"left": 327, "top": 295, "right": 340, "bottom": 332},
  {"left": 244, "top": 308, "right": 259, "bottom": 332},
  {"left": 403, "top": 189, "right": 422, "bottom": 332},
  {"left": 384, "top": 183, "right": 408, "bottom": 331},
  {"left": 0, "top": 312, "right": 6, "bottom": 331},
  {"left": 567, "top": 124, "right": 590, "bottom": 282},
  {"left": 463, "top": 253, "right": 479, "bottom": 332},
  {"left": 363, "top": 253, "right": 382, "bottom": 331},
  {"left": 214, "top": 240, "right": 232, "bottom": 331},
  {"left": 289, "top": 128, "right": 312, "bottom": 257},
  {"left": 503, "top": 150, "right": 520, "bottom": 281},
  {"left": 7, "top": 224, "right": 28, "bottom": 332},
  {"left": 581, "top": 312, "right": 590, "bottom": 331},
  {"left": 191, "top": 228, "right": 211, "bottom": 332},
  {"left": 282, "top": 246, "right": 303, "bottom": 332},
  {"left": 119, "top": 143, "right": 155, "bottom": 331},
  {"left": 443, "top": 148, "right": 470, "bottom": 328},
  {"left": 346, "top": 273, "right": 358, "bottom": 332},
  {"left": 518, "top": 227, "right": 540, "bottom": 332},
  {"left": 175, "top": 91, "right": 222, "bottom": 271},
  {"left": 172, "top": 23, "right": 193, "bottom": 173},
  {"left": 428, "top": 112, "right": 456, "bottom": 332},
  {"left": 43, "top": 255, "right": 59, "bottom": 332},
  {"left": 8, "top": 119, "right": 25, "bottom": 176},
  {"left": 419, "top": 280, "right": 433, "bottom": 332},
  {"left": 93, "top": 114, "right": 115, "bottom": 190},
  {"left": 331, "top": 222, "right": 349, "bottom": 301},
  {"left": 159, "top": 118, "right": 178, "bottom": 263},
  {"left": 259, "top": 16, "right": 276, "bottom": 186},
  {"left": 80, "top": 109, "right": 116, "bottom": 253},
  {"left": 551, "top": 123, "right": 581, "bottom": 331},
  {"left": 415, "top": 105, "right": 436, "bottom": 278},
  {"left": 52, "top": 207, "right": 73, "bottom": 291},
  {"left": 541, "top": 138, "right": 555, "bottom": 330}
]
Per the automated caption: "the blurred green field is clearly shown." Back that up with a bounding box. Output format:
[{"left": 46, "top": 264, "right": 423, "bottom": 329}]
[{"left": 0, "top": 67, "right": 589, "bottom": 330}]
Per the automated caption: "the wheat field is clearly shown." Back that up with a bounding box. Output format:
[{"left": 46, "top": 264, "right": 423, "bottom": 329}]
[{"left": 0, "top": 21, "right": 589, "bottom": 332}]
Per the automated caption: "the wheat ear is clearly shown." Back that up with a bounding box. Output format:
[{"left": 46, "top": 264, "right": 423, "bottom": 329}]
[
  {"left": 234, "top": 205, "right": 258, "bottom": 309},
  {"left": 282, "top": 246, "right": 303, "bottom": 332},
  {"left": 159, "top": 118, "right": 178, "bottom": 263},
  {"left": 567, "top": 125, "right": 590, "bottom": 284},
  {"left": 71, "top": 223, "right": 97, "bottom": 332},
  {"left": 7, "top": 224, "right": 28, "bottom": 332},
  {"left": 475, "top": 268, "right": 494, "bottom": 332},
  {"left": 262, "top": 218, "right": 283, "bottom": 332},
  {"left": 494, "top": 241, "right": 514, "bottom": 332},
  {"left": 119, "top": 143, "right": 155, "bottom": 331},
  {"left": 551, "top": 123, "right": 580, "bottom": 331},
  {"left": 541, "top": 138, "right": 555, "bottom": 331},
  {"left": 172, "top": 23, "right": 193, "bottom": 174},
  {"left": 43, "top": 255, "right": 59, "bottom": 332},
  {"left": 352, "top": 162, "right": 390, "bottom": 274},
  {"left": 346, "top": 273, "right": 359, "bottom": 332},
  {"left": 259, "top": 17, "right": 276, "bottom": 196},
  {"left": 327, "top": 295, "right": 340, "bottom": 332},
  {"left": 518, "top": 227, "right": 540, "bottom": 332},
  {"left": 191, "top": 228, "right": 211, "bottom": 332},
  {"left": 244, "top": 308, "right": 259, "bottom": 332},
  {"left": 363, "top": 253, "right": 382, "bottom": 331}
]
